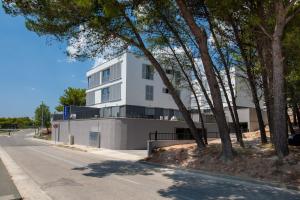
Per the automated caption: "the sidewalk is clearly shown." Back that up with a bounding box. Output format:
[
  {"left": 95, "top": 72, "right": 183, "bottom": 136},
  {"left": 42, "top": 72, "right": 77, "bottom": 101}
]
[
  {"left": 0, "top": 159, "right": 21, "bottom": 200},
  {"left": 28, "top": 137, "right": 147, "bottom": 161}
]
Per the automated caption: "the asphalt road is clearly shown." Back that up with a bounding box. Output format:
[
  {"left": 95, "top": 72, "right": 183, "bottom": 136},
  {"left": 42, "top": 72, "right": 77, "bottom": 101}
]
[{"left": 0, "top": 130, "right": 300, "bottom": 200}]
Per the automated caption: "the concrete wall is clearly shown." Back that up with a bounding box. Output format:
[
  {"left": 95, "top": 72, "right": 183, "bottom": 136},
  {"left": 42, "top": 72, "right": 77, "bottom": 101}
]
[
  {"left": 53, "top": 118, "right": 128, "bottom": 149},
  {"left": 52, "top": 118, "right": 219, "bottom": 150},
  {"left": 248, "top": 107, "right": 268, "bottom": 131},
  {"left": 224, "top": 107, "right": 268, "bottom": 132}
]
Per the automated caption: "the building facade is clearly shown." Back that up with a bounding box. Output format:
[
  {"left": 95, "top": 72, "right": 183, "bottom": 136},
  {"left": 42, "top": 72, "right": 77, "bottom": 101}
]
[
  {"left": 190, "top": 67, "right": 267, "bottom": 131},
  {"left": 85, "top": 52, "right": 191, "bottom": 120},
  {"left": 191, "top": 67, "right": 264, "bottom": 111}
]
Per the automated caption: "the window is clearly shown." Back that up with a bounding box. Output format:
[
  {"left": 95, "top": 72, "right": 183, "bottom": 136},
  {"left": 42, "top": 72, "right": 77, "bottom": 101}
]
[
  {"left": 102, "top": 68, "right": 110, "bottom": 84},
  {"left": 109, "top": 84, "right": 121, "bottom": 101},
  {"left": 142, "top": 64, "right": 154, "bottom": 80},
  {"left": 145, "top": 107, "right": 155, "bottom": 116},
  {"left": 88, "top": 76, "right": 91, "bottom": 87},
  {"left": 110, "top": 62, "right": 122, "bottom": 81},
  {"left": 112, "top": 106, "right": 120, "bottom": 117},
  {"left": 101, "top": 87, "right": 110, "bottom": 103},
  {"left": 103, "top": 107, "right": 112, "bottom": 117},
  {"left": 86, "top": 91, "right": 95, "bottom": 106},
  {"left": 162, "top": 87, "right": 169, "bottom": 94},
  {"left": 100, "top": 84, "right": 121, "bottom": 103},
  {"left": 145, "top": 85, "right": 154, "bottom": 100},
  {"left": 163, "top": 109, "right": 170, "bottom": 120},
  {"left": 88, "top": 71, "right": 100, "bottom": 89}
]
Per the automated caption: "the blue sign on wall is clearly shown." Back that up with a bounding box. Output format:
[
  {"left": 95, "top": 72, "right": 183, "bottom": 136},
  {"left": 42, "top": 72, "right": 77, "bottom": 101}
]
[{"left": 63, "top": 106, "right": 70, "bottom": 120}]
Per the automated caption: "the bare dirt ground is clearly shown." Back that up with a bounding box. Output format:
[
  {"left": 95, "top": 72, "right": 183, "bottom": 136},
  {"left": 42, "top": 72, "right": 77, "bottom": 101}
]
[{"left": 147, "top": 129, "right": 300, "bottom": 187}]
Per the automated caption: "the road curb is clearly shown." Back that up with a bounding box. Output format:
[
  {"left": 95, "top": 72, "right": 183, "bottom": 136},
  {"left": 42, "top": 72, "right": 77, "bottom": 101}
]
[
  {"left": 26, "top": 137, "right": 58, "bottom": 145},
  {"left": 27, "top": 137, "right": 144, "bottom": 161},
  {"left": 139, "top": 160, "right": 300, "bottom": 193},
  {"left": 0, "top": 146, "right": 52, "bottom": 200}
]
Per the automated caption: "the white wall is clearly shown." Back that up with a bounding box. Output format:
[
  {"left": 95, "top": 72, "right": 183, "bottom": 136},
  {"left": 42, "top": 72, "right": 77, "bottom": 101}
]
[
  {"left": 86, "top": 52, "right": 191, "bottom": 110},
  {"left": 86, "top": 53, "right": 127, "bottom": 108},
  {"left": 191, "top": 67, "right": 264, "bottom": 110},
  {"left": 125, "top": 53, "right": 190, "bottom": 109}
]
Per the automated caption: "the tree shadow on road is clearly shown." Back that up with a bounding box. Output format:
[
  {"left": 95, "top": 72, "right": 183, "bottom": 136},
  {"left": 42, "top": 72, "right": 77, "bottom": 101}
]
[
  {"left": 72, "top": 160, "right": 300, "bottom": 200},
  {"left": 72, "top": 160, "right": 159, "bottom": 178},
  {"left": 158, "top": 171, "right": 300, "bottom": 200}
]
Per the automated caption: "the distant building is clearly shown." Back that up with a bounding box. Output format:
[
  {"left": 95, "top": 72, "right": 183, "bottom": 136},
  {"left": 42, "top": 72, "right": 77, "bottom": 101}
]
[
  {"left": 85, "top": 52, "right": 191, "bottom": 120},
  {"left": 191, "top": 67, "right": 267, "bottom": 132}
]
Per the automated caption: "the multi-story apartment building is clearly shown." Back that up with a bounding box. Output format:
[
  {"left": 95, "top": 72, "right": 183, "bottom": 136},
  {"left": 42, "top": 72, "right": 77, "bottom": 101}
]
[
  {"left": 190, "top": 67, "right": 267, "bottom": 131},
  {"left": 85, "top": 52, "right": 191, "bottom": 119},
  {"left": 191, "top": 67, "right": 264, "bottom": 111}
]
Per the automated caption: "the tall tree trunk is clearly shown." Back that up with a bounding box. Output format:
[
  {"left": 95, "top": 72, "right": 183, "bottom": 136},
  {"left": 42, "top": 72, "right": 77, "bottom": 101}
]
[
  {"left": 192, "top": 85, "right": 207, "bottom": 144},
  {"left": 204, "top": 6, "right": 244, "bottom": 147},
  {"left": 165, "top": 35, "right": 206, "bottom": 144},
  {"left": 142, "top": 48, "right": 205, "bottom": 148},
  {"left": 176, "top": 0, "right": 233, "bottom": 160},
  {"left": 256, "top": 38, "right": 274, "bottom": 142},
  {"left": 256, "top": 0, "right": 274, "bottom": 143},
  {"left": 230, "top": 18, "right": 268, "bottom": 144},
  {"left": 214, "top": 67, "right": 244, "bottom": 147},
  {"left": 159, "top": 14, "right": 216, "bottom": 114},
  {"left": 121, "top": 16, "right": 205, "bottom": 149},
  {"left": 247, "top": 67, "right": 268, "bottom": 144},
  {"left": 271, "top": 1, "right": 289, "bottom": 157}
]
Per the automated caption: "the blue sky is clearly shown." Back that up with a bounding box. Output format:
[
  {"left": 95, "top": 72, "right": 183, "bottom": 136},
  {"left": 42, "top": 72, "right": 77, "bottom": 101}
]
[{"left": 0, "top": 7, "right": 93, "bottom": 118}]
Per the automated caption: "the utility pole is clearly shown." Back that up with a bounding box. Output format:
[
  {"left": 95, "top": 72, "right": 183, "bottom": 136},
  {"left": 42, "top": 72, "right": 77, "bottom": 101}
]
[{"left": 41, "top": 101, "right": 44, "bottom": 129}]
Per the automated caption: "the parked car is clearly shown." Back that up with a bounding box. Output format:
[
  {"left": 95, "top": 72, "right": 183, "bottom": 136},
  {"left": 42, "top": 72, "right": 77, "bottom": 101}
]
[{"left": 288, "top": 134, "right": 300, "bottom": 146}]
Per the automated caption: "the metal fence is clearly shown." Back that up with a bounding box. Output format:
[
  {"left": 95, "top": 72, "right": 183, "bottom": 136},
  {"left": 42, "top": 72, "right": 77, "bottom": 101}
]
[{"left": 149, "top": 130, "right": 207, "bottom": 141}]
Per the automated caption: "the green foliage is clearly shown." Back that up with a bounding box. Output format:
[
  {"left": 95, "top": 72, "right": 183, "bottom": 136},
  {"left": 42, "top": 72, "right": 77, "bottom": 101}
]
[
  {"left": 55, "top": 87, "right": 86, "bottom": 112},
  {"left": 283, "top": 14, "right": 300, "bottom": 104},
  {"left": 0, "top": 117, "right": 34, "bottom": 129},
  {"left": 34, "top": 103, "right": 51, "bottom": 128}
]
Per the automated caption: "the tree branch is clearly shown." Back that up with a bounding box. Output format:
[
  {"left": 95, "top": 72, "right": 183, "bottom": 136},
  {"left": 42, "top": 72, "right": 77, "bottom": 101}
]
[
  {"left": 285, "top": 6, "right": 300, "bottom": 25},
  {"left": 258, "top": 24, "right": 272, "bottom": 40}
]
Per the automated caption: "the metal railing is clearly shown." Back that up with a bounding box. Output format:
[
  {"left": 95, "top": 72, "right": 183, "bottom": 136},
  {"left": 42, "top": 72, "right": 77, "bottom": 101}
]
[
  {"left": 149, "top": 130, "right": 207, "bottom": 141},
  {"left": 148, "top": 129, "right": 221, "bottom": 141}
]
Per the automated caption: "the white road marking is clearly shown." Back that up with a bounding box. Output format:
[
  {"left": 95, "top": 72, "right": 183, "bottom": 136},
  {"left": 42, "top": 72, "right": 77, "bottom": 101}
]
[{"left": 0, "top": 146, "right": 52, "bottom": 200}]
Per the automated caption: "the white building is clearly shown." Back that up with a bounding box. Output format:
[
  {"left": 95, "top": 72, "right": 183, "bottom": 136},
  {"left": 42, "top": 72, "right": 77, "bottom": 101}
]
[
  {"left": 191, "top": 67, "right": 264, "bottom": 111},
  {"left": 191, "top": 67, "right": 267, "bottom": 131},
  {"left": 86, "top": 52, "right": 191, "bottom": 119}
]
